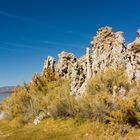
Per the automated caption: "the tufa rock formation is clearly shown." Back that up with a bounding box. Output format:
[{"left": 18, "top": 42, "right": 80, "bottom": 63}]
[
  {"left": 43, "top": 56, "right": 55, "bottom": 71},
  {"left": 126, "top": 29, "right": 140, "bottom": 81},
  {"left": 91, "top": 27, "right": 127, "bottom": 76},
  {"left": 43, "top": 27, "right": 140, "bottom": 96}
]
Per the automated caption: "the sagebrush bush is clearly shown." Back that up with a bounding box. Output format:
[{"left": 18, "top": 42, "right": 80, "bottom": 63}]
[
  {"left": 87, "top": 68, "right": 130, "bottom": 96},
  {"left": 1, "top": 69, "right": 71, "bottom": 120},
  {"left": 85, "top": 68, "right": 140, "bottom": 126},
  {"left": 106, "top": 95, "right": 138, "bottom": 126},
  {"left": 1, "top": 68, "right": 140, "bottom": 128}
]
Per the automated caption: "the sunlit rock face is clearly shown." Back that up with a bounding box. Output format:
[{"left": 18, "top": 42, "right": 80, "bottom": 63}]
[
  {"left": 91, "top": 27, "right": 127, "bottom": 77},
  {"left": 126, "top": 30, "right": 140, "bottom": 81},
  {"left": 55, "top": 51, "right": 87, "bottom": 96},
  {"left": 42, "top": 27, "right": 140, "bottom": 96},
  {"left": 56, "top": 51, "right": 77, "bottom": 78},
  {"left": 43, "top": 56, "right": 55, "bottom": 71}
]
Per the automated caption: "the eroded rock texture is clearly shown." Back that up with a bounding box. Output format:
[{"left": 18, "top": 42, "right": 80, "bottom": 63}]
[
  {"left": 91, "top": 27, "right": 127, "bottom": 76},
  {"left": 126, "top": 30, "right": 140, "bottom": 81},
  {"left": 43, "top": 27, "right": 140, "bottom": 96},
  {"left": 56, "top": 51, "right": 87, "bottom": 96},
  {"left": 43, "top": 56, "right": 55, "bottom": 71}
]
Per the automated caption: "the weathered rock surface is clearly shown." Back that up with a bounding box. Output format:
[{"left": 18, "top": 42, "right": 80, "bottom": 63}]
[
  {"left": 43, "top": 27, "right": 140, "bottom": 96},
  {"left": 91, "top": 27, "right": 127, "bottom": 76},
  {"left": 43, "top": 56, "right": 55, "bottom": 71},
  {"left": 56, "top": 51, "right": 87, "bottom": 96},
  {"left": 126, "top": 32, "right": 140, "bottom": 81},
  {"left": 33, "top": 109, "right": 50, "bottom": 125},
  {"left": 56, "top": 51, "right": 77, "bottom": 78}
]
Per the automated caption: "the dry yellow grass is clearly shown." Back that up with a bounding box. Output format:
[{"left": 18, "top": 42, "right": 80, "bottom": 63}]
[{"left": 0, "top": 118, "right": 140, "bottom": 140}]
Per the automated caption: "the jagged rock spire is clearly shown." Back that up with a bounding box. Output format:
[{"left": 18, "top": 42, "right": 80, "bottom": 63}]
[
  {"left": 137, "top": 29, "right": 140, "bottom": 37},
  {"left": 42, "top": 27, "right": 140, "bottom": 96},
  {"left": 91, "top": 27, "right": 127, "bottom": 76},
  {"left": 126, "top": 31, "right": 140, "bottom": 81},
  {"left": 86, "top": 48, "right": 92, "bottom": 80},
  {"left": 43, "top": 56, "right": 55, "bottom": 71}
]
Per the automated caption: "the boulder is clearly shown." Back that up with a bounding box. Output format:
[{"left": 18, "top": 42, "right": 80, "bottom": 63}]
[{"left": 33, "top": 110, "right": 50, "bottom": 125}]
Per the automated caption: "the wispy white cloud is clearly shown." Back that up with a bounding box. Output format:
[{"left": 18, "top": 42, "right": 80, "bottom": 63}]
[
  {"left": 0, "top": 10, "right": 31, "bottom": 21},
  {"left": 0, "top": 46, "right": 16, "bottom": 51},
  {"left": 30, "top": 37, "right": 90, "bottom": 49},
  {"left": 0, "top": 40, "right": 87, "bottom": 52},
  {"left": 0, "top": 11, "right": 92, "bottom": 40},
  {"left": 0, "top": 41, "right": 41, "bottom": 50},
  {"left": 43, "top": 40, "right": 87, "bottom": 49},
  {"left": 64, "top": 30, "right": 92, "bottom": 39}
]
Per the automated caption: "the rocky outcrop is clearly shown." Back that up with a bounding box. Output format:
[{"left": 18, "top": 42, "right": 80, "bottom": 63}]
[
  {"left": 126, "top": 30, "right": 140, "bottom": 81},
  {"left": 56, "top": 51, "right": 87, "bottom": 96},
  {"left": 43, "top": 27, "right": 140, "bottom": 96},
  {"left": 33, "top": 109, "right": 50, "bottom": 125},
  {"left": 55, "top": 51, "right": 77, "bottom": 78},
  {"left": 86, "top": 48, "right": 92, "bottom": 80},
  {"left": 43, "top": 56, "right": 55, "bottom": 71},
  {"left": 91, "top": 27, "right": 127, "bottom": 77}
]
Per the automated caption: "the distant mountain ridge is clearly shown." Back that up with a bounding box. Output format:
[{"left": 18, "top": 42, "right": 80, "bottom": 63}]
[{"left": 0, "top": 86, "right": 15, "bottom": 94}]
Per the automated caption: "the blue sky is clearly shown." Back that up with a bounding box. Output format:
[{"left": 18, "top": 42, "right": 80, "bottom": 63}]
[{"left": 0, "top": 0, "right": 140, "bottom": 87}]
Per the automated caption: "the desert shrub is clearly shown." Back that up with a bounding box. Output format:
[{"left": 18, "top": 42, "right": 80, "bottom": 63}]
[
  {"left": 84, "top": 68, "right": 140, "bottom": 126},
  {"left": 75, "top": 93, "right": 117, "bottom": 122},
  {"left": 87, "top": 68, "right": 130, "bottom": 96},
  {"left": 47, "top": 81, "right": 76, "bottom": 118},
  {"left": 1, "top": 69, "right": 73, "bottom": 122},
  {"left": 0, "top": 70, "right": 63, "bottom": 118},
  {"left": 2, "top": 86, "right": 31, "bottom": 118},
  {"left": 106, "top": 95, "right": 138, "bottom": 126},
  {"left": 103, "top": 84, "right": 140, "bottom": 126},
  {"left": 1, "top": 67, "right": 140, "bottom": 128},
  {"left": 133, "top": 83, "right": 140, "bottom": 112}
]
